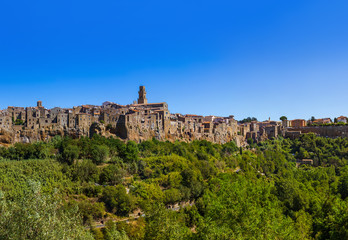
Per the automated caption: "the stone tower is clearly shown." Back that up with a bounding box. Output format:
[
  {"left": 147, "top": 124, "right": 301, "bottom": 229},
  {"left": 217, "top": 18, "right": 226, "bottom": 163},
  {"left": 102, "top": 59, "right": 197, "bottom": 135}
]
[
  {"left": 137, "top": 86, "right": 148, "bottom": 104},
  {"left": 37, "top": 101, "right": 42, "bottom": 108}
]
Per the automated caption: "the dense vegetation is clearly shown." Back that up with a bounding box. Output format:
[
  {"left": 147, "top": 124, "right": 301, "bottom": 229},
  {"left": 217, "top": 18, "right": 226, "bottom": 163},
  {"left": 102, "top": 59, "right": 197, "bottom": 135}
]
[
  {"left": 238, "top": 117, "right": 258, "bottom": 123},
  {"left": 0, "top": 133, "right": 347, "bottom": 239}
]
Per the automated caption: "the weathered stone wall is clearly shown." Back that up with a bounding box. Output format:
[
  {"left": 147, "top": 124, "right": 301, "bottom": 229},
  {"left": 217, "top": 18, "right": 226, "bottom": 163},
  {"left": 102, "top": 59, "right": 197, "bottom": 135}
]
[
  {"left": 0, "top": 87, "right": 287, "bottom": 147},
  {"left": 288, "top": 126, "right": 348, "bottom": 138}
]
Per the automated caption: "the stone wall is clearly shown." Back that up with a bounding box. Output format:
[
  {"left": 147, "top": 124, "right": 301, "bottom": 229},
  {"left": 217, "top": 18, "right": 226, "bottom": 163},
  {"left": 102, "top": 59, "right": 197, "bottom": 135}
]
[{"left": 288, "top": 126, "right": 348, "bottom": 138}]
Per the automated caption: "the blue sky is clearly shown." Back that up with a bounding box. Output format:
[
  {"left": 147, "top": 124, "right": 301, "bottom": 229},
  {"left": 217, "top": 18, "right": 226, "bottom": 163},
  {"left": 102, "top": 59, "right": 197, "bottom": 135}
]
[{"left": 1, "top": 0, "right": 348, "bottom": 121}]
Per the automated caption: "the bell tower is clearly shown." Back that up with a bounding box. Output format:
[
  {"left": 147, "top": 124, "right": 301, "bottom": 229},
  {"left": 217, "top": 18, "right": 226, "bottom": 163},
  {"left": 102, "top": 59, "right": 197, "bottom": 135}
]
[{"left": 137, "top": 86, "right": 148, "bottom": 104}]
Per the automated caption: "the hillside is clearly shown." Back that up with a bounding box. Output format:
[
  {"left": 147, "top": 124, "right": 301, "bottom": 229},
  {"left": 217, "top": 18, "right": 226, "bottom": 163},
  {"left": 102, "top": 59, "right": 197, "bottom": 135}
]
[{"left": 0, "top": 134, "right": 347, "bottom": 239}]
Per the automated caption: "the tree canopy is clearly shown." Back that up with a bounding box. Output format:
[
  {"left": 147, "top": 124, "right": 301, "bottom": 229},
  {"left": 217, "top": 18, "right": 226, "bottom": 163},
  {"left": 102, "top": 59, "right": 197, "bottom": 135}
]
[{"left": 0, "top": 134, "right": 347, "bottom": 239}]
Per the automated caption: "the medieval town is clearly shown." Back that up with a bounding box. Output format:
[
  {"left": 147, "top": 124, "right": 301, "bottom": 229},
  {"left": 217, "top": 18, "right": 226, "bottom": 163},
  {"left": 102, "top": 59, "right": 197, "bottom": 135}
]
[{"left": 0, "top": 86, "right": 347, "bottom": 146}]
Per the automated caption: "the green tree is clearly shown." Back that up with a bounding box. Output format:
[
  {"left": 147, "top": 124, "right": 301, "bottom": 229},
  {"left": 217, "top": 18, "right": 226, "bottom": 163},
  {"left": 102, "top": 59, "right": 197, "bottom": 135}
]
[
  {"left": 103, "top": 220, "right": 130, "bottom": 240},
  {"left": 131, "top": 182, "right": 164, "bottom": 203},
  {"left": 101, "top": 185, "right": 134, "bottom": 216},
  {"left": 99, "top": 164, "right": 126, "bottom": 185},
  {"left": 61, "top": 145, "right": 79, "bottom": 165},
  {"left": 164, "top": 188, "right": 182, "bottom": 205},
  {"left": 181, "top": 168, "right": 205, "bottom": 199},
  {"left": 122, "top": 141, "right": 139, "bottom": 163},
  {"left": 70, "top": 159, "right": 99, "bottom": 182},
  {"left": 91, "top": 145, "right": 109, "bottom": 165},
  {"left": 338, "top": 172, "right": 348, "bottom": 199},
  {"left": 70, "top": 200, "right": 105, "bottom": 224},
  {"left": 195, "top": 175, "right": 301, "bottom": 240},
  {"left": 144, "top": 205, "right": 191, "bottom": 240},
  {"left": 0, "top": 181, "right": 93, "bottom": 240},
  {"left": 14, "top": 119, "right": 24, "bottom": 125},
  {"left": 239, "top": 117, "right": 257, "bottom": 123}
]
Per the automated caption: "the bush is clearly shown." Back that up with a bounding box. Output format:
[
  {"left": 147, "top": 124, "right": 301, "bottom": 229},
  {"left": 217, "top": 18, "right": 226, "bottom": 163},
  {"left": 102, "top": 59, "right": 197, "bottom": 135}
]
[
  {"left": 99, "top": 164, "right": 126, "bottom": 185},
  {"left": 0, "top": 181, "right": 93, "bottom": 240},
  {"left": 100, "top": 185, "right": 135, "bottom": 216},
  {"left": 61, "top": 145, "right": 79, "bottom": 165},
  {"left": 70, "top": 160, "right": 100, "bottom": 183},
  {"left": 91, "top": 145, "right": 109, "bottom": 165}
]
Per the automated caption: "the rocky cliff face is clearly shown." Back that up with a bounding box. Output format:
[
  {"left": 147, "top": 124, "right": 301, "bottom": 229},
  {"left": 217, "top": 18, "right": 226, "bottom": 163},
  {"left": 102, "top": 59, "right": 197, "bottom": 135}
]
[
  {"left": 0, "top": 128, "right": 13, "bottom": 145},
  {"left": 0, "top": 122, "right": 243, "bottom": 146},
  {"left": 90, "top": 122, "right": 166, "bottom": 142},
  {"left": 0, "top": 127, "right": 86, "bottom": 146},
  {"left": 90, "top": 122, "right": 244, "bottom": 145}
]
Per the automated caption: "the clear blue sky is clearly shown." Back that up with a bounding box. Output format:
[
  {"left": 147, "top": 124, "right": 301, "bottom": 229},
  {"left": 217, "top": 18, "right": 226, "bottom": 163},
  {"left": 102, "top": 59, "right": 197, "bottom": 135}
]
[{"left": 1, "top": 0, "right": 348, "bottom": 121}]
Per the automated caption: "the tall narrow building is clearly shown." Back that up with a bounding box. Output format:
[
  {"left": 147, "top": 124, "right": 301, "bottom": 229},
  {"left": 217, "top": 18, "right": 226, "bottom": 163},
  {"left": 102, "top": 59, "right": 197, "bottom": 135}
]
[{"left": 137, "top": 86, "right": 148, "bottom": 104}]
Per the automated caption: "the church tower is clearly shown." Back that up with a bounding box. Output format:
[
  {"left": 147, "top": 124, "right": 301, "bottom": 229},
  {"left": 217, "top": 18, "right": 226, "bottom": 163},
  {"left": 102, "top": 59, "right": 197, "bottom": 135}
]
[{"left": 137, "top": 86, "right": 148, "bottom": 104}]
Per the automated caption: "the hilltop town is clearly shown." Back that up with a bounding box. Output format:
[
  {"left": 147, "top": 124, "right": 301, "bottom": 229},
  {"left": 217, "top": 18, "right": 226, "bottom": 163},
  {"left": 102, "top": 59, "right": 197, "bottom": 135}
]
[{"left": 0, "top": 86, "right": 347, "bottom": 146}]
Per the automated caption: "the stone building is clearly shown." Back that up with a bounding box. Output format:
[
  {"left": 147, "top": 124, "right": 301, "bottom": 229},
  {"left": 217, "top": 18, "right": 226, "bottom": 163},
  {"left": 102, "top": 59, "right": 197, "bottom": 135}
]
[
  {"left": 0, "top": 114, "right": 11, "bottom": 130},
  {"left": 137, "top": 86, "right": 148, "bottom": 104},
  {"left": 290, "top": 119, "right": 307, "bottom": 128},
  {"left": 337, "top": 116, "right": 347, "bottom": 123},
  {"left": 312, "top": 118, "right": 332, "bottom": 125},
  {"left": 0, "top": 86, "right": 289, "bottom": 145}
]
